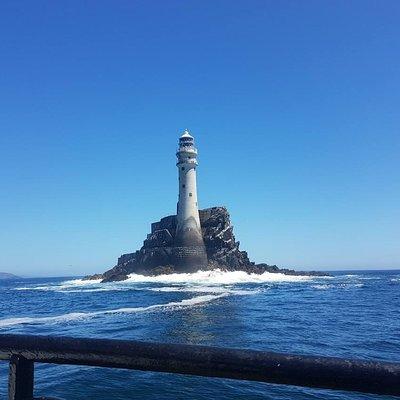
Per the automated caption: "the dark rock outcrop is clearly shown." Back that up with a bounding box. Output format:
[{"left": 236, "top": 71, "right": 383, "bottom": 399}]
[{"left": 85, "top": 207, "right": 326, "bottom": 282}]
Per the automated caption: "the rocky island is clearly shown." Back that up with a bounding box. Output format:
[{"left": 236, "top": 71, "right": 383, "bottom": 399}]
[
  {"left": 86, "top": 131, "right": 326, "bottom": 282},
  {"left": 87, "top": 206, "right": 325, "bottom": 282}
]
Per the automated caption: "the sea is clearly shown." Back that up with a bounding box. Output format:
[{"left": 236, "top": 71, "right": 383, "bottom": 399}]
[{"left": 0, "top": 269, "right": 399, "bottom": 399}]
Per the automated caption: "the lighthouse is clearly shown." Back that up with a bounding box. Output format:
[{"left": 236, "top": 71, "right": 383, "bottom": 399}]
[
  {"left": 174, "top": 130, "right": 208, "bottom": 270},
  {"left": 176, "top": 129, "right": 203, "bottom": 246}
]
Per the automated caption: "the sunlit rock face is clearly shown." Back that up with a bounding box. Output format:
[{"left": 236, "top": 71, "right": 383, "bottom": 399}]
[
  {"left": 93, "top": 207, "right": 236, "bottom": 282},
  {"left": 86, "top": 207, "right": 325, "bottom": 283}
]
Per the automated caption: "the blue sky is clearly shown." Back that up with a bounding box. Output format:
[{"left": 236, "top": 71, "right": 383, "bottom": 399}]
[{"left": 0, "top": 1, "right": 399, "bottom": 276}]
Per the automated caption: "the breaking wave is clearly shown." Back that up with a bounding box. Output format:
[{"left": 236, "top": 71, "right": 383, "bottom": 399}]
[
  {"left": 4, "top": 270, "right": 325, "bottom": 328},
  {"left": 0, "top": 294, "right": 226, "bottom": 328},
  {"left": 311, "top": 283, "right": 365, "bottom": 290},
  {"left": 149, "top": 286, "right": 260, "bottom": 295},
  {"left": 311, "top": 284, "right": 331, "bottom": 290},
  {"left": 125, "top": 269, "right": 315, "bottom": 284},
  {"left": 13, "top": 269, "right": 319, "bottom": 293}
]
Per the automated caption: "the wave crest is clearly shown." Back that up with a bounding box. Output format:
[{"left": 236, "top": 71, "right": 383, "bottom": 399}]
[
  {"left": 0, "top": 294, "right": 226, "bottom": 328},
  {"left": 125, "top": 269, "right": 314, "bottom": 285}
]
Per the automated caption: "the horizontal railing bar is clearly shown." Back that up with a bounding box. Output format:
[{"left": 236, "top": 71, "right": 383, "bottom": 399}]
[{"left": 0, "top": 334, "right": 399, "bottom": 396}]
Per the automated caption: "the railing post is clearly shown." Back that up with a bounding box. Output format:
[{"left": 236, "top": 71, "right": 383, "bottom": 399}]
[{"left": 8, "top": 355, "right": 34, "bottom": 400}]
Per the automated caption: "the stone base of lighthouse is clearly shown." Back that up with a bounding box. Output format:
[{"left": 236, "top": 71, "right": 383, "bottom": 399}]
[
  {"left": 173, "top": 218, "right": 208, "bottom": 270},
  {"left": 139, "top": 213, "right": 208, "bottom": 272},
  {"left": 171, "top": 246, "right": 208, "bottom": 272}
]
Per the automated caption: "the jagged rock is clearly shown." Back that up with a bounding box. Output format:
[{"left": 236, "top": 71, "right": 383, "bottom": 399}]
[
  {"left": 85, "top": 206, "right": 327, "bottom": 282},
  {"left": 200, "top": 207, "right": 252, "bottom": 270}
]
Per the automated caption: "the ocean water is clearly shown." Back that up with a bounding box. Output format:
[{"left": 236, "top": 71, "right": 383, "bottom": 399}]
[{"left": 0, "top": 269, "right": 399, "bottom": 399}]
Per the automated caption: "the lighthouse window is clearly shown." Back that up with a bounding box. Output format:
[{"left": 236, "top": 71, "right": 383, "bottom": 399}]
[
  {"left": 181, "top": 167, "right": 184, "bottom": 170},
  {"left": 182, "top": 184, "right": 185, "bottom": 188},
  {"left": 189, "top": 193, "right": 193, "bottom": 197}
]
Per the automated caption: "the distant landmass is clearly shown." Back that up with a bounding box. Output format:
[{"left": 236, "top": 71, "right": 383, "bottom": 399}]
[
  {"left": 87, "top": 207, "right": 327, "bottom": 282},
  {"left": 0, "top": 272, "right": 20, "bottom": 280}
]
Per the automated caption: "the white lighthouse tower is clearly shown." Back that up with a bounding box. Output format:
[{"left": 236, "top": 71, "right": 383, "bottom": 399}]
[{"left": 175, "top": 130, "right": 205, "bottom": 251}]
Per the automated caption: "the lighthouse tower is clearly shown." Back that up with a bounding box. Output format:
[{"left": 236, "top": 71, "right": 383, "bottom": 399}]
[
  {"left": 173, "top": 130, "right": 208, "bottom": 270},
  {"left": 176, "top": 129, "right": 204, "bottom": 246}
]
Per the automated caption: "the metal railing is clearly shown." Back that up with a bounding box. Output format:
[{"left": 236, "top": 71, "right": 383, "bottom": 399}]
[{"left": 0, "top": 334, "right": 399, "bottom": 399}]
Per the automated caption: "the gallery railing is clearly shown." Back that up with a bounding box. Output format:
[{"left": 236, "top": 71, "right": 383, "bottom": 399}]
[{"left": 0, "top": 334, "right": 399, "bottom": 400}]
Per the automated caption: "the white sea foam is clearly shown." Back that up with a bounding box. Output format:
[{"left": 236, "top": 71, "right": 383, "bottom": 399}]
[
  {"left": 0, "top": 294, "right": 226, "bottom": 328},
  {"left": 14, "top": 286, "right": 61, "bottom": 291},
  {"left": 311, "top": 283, "right": 364, "bottom": 290},
  {"left": 13, "top": 269, "right": 325, "bottom": 293},
  {"left": 311, "top": 284, "right": 331, "bottom": 290},
  {"left": 14, "top": 283, "right": 160, "bottom": 293},
  {"left": 125, "top": 269, "right": 314, "bottom": 285},
  {"left": 60, "top": 288, "right": 122, "bottom": 293},
  {"left": 14, "top": 278, "right": 103, "bottom": 292},
  {"left": 149, "top": 286, "right": 260, "bottom": 295},
  {"left": 62, "top": 278, "right": 102, "bottom": 285}
]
